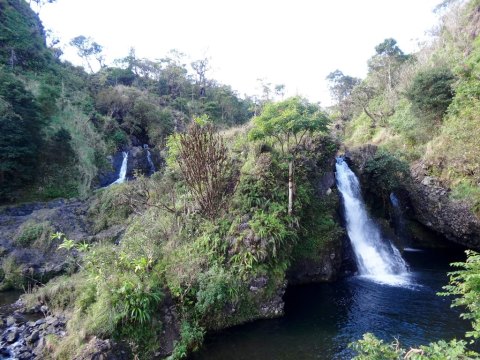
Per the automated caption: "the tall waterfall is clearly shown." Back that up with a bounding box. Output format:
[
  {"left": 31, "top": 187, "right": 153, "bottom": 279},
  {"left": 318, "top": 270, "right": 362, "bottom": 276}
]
[
  {"left": 112, "top": 151, "right": 128, "bottom": 185},
  {"left": 335, "top": 157, "right": 409, "bottom": 285}
]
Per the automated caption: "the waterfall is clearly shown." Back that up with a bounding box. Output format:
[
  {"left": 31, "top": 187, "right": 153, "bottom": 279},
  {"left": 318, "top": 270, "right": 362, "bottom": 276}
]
[
  {"left": 112, "top": 151, "right": 128, "bottom": 185},
  {"left": 144, "top": 144, "right": 156, "bottom": 175},
  {"left": 335, "top": 157, "right": 409, "bottom": 285},
  {"left": 390, "top": 192, "right": 407, "bottom": 241}
]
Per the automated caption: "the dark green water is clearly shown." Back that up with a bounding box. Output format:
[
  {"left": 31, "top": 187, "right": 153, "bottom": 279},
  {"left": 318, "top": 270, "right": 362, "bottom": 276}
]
[
  {"left": 0, "top": 290, "right": 22, "bottom": 309},
  {"left": 192, "top": 248, "right": 471, "bottom": 360}
]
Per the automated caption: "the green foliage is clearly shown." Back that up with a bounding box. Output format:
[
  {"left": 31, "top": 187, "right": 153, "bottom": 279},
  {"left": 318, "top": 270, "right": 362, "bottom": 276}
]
[
  {"left": 350, "top": 333, "right": 402, "bottom": 360},
  {"left": 0, "top": 255, "right": 24, "bottom": 290},
  {"left": 0, "top": 0, "right": 51, "bottom": 71},
  {"left": 249, "top": 97, "right": 329, "bottom": 155},
  {"left": 88, "top": 184, "right": 133, "bottom": 232},
  {"left": 169, "top": 321, "right": 205, "bottom": 360},
  {"left": 0, "top": 67, "right": 43, "bottom": 201},
  {"left": 292, "top": 193, "right": 343, "bottom": 261},
  {"left": 15, "top": 220, "right": 52, "bottom": 247},
  {"left": 451, "top": 181, "right": 480, "bottom": 215},
  {"left": 407, "top": 67, "right": 455, "bottom": 122},
  {"left": 442, "top": 250, "right": 480, "bottom": 340},
  {"left": 344, "top": 112, "right": 375, "bottom": 146},
  {"left": 364, "top": 151, "right": 410, "bottom": 196},
  {"left": 195, "top": 265, "right": 239, "bottom": 318},
  {"left": 350, "top": 333, "right": 478, "bottom": 359}
]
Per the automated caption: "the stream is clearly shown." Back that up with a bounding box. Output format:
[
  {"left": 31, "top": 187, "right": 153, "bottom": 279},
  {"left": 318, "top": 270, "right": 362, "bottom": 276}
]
[{"left": 192, "top": 247, "right": 469, "bottom": 359}]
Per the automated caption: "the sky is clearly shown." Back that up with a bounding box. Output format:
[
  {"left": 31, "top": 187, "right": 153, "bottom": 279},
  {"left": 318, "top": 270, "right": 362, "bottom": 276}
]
[{"left": 36, "top": 0, "right": 441, "bottom": 105}]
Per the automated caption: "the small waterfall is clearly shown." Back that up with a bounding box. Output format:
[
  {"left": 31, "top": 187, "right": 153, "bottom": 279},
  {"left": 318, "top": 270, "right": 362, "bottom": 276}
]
[
  {"left": 112, "top": 151, "right": 128, "bottom": 185},
  {"left": 390, "top": 192, "right": 407, "bottom": 241},
  {"left": 144, "top": 144, "right": 156, "bottom": 175},
  {"left": 335, "top": 157, "right": 409, "bottom": 285}
]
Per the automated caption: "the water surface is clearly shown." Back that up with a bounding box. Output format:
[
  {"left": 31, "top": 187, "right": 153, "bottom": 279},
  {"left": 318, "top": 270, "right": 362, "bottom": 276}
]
[{"left": 192, "top": 248, "right": 471, "bottom": 360}]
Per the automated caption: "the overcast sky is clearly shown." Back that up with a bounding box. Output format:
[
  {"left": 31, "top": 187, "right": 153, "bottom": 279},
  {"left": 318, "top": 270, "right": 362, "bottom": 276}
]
[{"left": 36, "top": 0, "right": 441, "bottom": 105}]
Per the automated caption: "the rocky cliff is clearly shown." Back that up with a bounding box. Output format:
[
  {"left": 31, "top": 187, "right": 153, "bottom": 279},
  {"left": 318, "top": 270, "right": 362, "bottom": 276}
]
[{"left": 345, "top": 146, "right": 480, "bottom": 249}]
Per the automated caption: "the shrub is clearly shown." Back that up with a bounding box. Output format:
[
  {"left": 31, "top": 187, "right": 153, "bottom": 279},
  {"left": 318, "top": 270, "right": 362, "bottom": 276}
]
[
  {"left": 15, "top": 220, "right": 52, "bottom": 248},
  {"left": 364, "top": 151, "right": 410, "bottom": 197},
  {"left": 407, "top": 67, "right": 455, "bottom": 123}
]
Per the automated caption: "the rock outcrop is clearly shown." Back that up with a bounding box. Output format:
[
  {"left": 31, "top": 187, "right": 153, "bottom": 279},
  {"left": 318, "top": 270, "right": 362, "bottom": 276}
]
[{"left": 345, "top": 146, "right": 480, "bottom": 249}]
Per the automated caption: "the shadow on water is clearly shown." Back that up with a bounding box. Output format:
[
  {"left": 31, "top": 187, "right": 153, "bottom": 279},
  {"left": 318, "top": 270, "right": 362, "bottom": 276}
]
[{"left": 191, "top": 247, "right": 471, "bottom": 360}]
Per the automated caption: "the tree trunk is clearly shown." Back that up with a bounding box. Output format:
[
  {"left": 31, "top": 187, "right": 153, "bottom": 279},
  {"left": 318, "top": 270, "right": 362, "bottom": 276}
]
[{"left": 288, "top": 160, "right": 294, "bottom": 216}]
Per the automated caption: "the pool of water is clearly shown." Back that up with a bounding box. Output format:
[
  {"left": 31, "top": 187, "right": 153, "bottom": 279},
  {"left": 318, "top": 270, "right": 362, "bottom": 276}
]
[
  {"left": 192, "top": 247, "right": 471, "bottom": 360},
  {"left": 0, "top": 291, "right": 22, "bottom": 309}
]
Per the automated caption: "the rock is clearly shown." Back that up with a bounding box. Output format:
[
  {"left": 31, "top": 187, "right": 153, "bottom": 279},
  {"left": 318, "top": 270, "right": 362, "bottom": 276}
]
[
  {"left": 73, "top": 336, "right": 130, "bottom": 360},
  {"left": 0, "top": 347, "right": 11, "bottom": 357},
  {"left": 5, "top": 328, "right": 19, "bottom": 343},
  {"left": 27, "top": 330, "right": 39, "bottom": 343},
  {"left": 6, "top": 316, "right": 16, "bottom": 326},
  {"left": 346, "top": 145, "right": 480, "bottom": 249},
  {"left": 127, "top": 146, "right": 150, "bottom": 179},
  {"left": 33, "top": 337, "right": 46, "bottom": 356}
]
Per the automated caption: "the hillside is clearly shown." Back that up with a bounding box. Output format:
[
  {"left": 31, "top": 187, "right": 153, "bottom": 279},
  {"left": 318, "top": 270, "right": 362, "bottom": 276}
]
[
  {"left": 0, "top": 0, "right": 254, "bottom": 203},
  {"left": 2, "top": 0, "right": 480, "bottom": 359}
]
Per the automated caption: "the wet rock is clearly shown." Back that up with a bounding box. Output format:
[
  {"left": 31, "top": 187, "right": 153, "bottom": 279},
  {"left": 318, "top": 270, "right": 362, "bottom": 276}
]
[
  {"left": 73, "top": 336, "right": 130, "bottom": 360},
  {"left": 27, "top": 330, "right": 39, "bottom": 343},
  {"left": 346, "top": 145, "right": 480, "bottom": 249},
  {"left": 127, "top": 146, "right": 150, "bottom": 179},
  {"left": 5, "top": 328, "right": 19, "bottom": 343},
  {"left": 6, "top": 315, "right": 17, "bottom": 326}
]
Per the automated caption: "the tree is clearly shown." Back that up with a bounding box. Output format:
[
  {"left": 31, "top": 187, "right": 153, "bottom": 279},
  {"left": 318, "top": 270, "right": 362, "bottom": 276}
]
[
  {"left": 69, "top": 35, "right": 104, "bottom": 73},
  {"left": 249, "top": 97, "right": 329, "bottom": 215},
  {"left": 0, "top": 68, "right": 43, "bottom": 200},
  {"left": 326, "top": 70, "right": 361, "bottom": 120},
  {"left": 191, "top": 57, "right": 210, "bottom": 99},
  {"left": 367, "top": 38, "right": 409, "bottom": 93}
]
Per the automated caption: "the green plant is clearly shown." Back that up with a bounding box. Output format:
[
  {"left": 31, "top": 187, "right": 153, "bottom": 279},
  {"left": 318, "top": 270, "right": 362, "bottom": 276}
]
[
  {"left": 15, "top": 220, "right": 52, "bottom": 248},
  {"left": 169, "top": 321, "right": 205, "bottom": 360},
  {"left": 364, "top": 151, "right": 410, "bottom": 196},
  {"left": 407, "top": 66, "right": 455, "bottom": 123}
]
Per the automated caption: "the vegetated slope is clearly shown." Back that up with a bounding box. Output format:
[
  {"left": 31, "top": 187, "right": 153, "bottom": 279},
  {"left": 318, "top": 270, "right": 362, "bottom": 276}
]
[
  {"left": 0, "top": 0, "right": 254, "bottom": 203},
  {"left": 0, "top": 2, "right": 345, "bottom": 359},
  {"left": 331, "top": 0, "right": 480, "bottom": 231},
  {"left": 16, "top": 119, "right": 343, "bottom": 359}
]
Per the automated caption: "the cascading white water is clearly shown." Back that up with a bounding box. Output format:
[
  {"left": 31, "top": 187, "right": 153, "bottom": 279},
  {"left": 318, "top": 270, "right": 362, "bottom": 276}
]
[
  {"left": 335, "top": 157, "right": 410, "bottom": 286},
  {"left": 144, "top": 144, "right": 156, "bottom": 175},
  {"left": 112, "top": 151, "right": 128, "bottom": 185}
]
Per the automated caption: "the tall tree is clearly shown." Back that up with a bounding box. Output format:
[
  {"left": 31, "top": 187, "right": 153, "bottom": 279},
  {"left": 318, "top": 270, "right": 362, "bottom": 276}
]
[
  {"left": 367, "top": 38, "right": 409, "bottom": 93},
  {"left": 326, "top": 70, "right": 361, "bottom": 120},
  {"left": 249, "top": 97, "right": 329, "bottom": 215},
  {"left": 0, "top": 68, "right": 43, "bottom": 200},
  {"left": 70, "top": 35, "right": 104, "bottom": 73}
]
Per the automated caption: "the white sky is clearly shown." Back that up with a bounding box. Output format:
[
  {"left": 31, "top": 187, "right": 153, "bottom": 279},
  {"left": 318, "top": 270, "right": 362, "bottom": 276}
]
[{"left": 36, "top": 0, "right": 441, "bottom": 105}]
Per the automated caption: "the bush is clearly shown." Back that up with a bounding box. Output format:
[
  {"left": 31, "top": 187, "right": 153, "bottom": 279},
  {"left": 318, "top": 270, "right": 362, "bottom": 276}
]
[
  {"left": 407, "top": 67, "right": 455, "bottom": 123},
  {"left": 0, "top": 255, "right": 24, "bottom": 290},
  {"left": 15, "top": 220, "right": 52, "bottom": 248},
  {"left": 364, "top": 151, "right": 410, "bottom": 196}
]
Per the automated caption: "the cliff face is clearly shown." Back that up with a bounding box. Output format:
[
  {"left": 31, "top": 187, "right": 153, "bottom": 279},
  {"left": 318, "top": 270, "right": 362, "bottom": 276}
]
[
  {"left": 345, "top": 146, "right": 480, "bottom": 250},
  {"left": 408, "top": 162, "right": 480, "bottom": 249}
]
